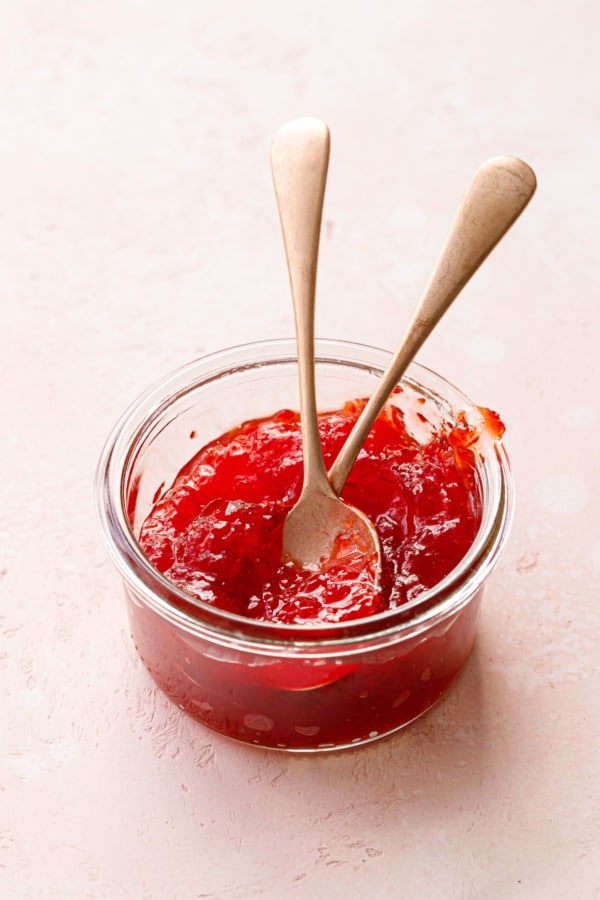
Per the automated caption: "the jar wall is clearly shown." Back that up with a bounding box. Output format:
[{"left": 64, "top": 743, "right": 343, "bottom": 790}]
[{"left": 125, "top": 584, "right": 484, "bottom": 751}]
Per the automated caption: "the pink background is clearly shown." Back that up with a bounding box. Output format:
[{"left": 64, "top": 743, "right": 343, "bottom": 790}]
[{"left": 2, "top": 1, "right": 599, "bottom": 897}]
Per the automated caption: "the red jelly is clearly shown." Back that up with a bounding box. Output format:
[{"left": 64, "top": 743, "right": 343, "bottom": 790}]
[
  {"left": 96, "top": 343, "right": 513, "bottom": 750},
  {"left": 139, "top": 400, "right": 489, "bottom": 625}
]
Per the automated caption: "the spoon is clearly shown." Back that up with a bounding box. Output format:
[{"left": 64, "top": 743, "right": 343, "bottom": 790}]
[
  {"left": 274, "top": 135, "right": 536, "bottom": 576},
  {"left": 271, "top": 117, "right": 382, "bottom": 575},
  {"left": 327, "top": 155, "right": 537, "bottom": 496}
]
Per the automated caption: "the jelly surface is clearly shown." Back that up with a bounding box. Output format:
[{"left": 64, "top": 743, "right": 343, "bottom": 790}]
[{"left": 139, "top": 397, "right": 500, "bottom": 625}]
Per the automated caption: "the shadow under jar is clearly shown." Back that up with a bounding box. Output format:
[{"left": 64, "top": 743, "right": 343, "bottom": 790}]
[{"left": 95, "top": 339, "right": 513, "bottom": 752}]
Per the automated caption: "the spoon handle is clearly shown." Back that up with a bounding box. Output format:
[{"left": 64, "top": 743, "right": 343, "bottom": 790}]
[
  {"left": 271, "top": 117, "right": 332, "bottom": 495},
  {"left": 329, "top": 155, "right": 537, "bottom": 496}
]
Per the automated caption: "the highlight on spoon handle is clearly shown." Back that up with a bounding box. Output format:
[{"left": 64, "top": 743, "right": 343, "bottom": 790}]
[
  {"left": 271, "top": 117, "right": 331, "bottom": 492},
  {"left": 329, "top": 155, "right": 537, "bottom": 496}
]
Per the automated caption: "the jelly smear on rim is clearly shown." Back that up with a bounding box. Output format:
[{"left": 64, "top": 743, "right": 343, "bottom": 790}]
[{"left": 139, "top": 397, "right": 503, "bottom": 626}]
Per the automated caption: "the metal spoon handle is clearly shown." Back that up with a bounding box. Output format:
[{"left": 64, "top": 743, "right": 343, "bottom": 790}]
[
  {"left": 271, "top": 117, "right": 332, "bottom": 495},
  {"left": 329, "top": 155, "right": 537, "bottom": 496}
]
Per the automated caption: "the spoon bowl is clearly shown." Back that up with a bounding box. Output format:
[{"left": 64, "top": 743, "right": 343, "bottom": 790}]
[{"left": 281, "top": 490, "right": 380, "bottom": 575}]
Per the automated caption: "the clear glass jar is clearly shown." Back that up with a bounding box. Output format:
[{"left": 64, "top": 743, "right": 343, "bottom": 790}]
[{"left": 95, "top": 339, "right": 513, "bottom": 751}]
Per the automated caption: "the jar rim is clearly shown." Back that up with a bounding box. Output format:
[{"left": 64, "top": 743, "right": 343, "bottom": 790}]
[{"left": 95, "top": 338, "right": 514, "bottom": 650}]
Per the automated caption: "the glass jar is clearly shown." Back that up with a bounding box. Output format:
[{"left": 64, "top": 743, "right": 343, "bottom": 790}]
[{"left": 95, "top": 339, "right": 513, "bottom": 751}]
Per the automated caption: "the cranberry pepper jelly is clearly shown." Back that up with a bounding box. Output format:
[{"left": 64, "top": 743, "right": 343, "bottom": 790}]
[
  {"left": 97, "top": 341, "right": 513, "bottom": 751},
  {"left": 139, "top": 401, "right": 493, "bottom": 624}
]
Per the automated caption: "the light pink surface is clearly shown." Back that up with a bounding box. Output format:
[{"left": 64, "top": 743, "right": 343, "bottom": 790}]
[{"left": 2, "top": 2, "right": 599, "bottom": 897}]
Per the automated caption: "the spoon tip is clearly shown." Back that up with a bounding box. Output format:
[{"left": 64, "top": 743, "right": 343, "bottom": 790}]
[
  {"left": 480, "top": 154, "right": 537, "bottom": 196},
  {"left": 272, "top": 116, "right": 330, "bottom": 150}
]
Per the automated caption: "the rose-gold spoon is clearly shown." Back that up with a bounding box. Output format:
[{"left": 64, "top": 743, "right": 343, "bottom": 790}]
[
  {"left": 273, "top": 124, "right": 536, "bottom": 578},
  {"left": 327, "top": 155, "right": 537, "bottom": 497},
  {"left": 271, "top": 117, "right": 381, "bottom": 575}
]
